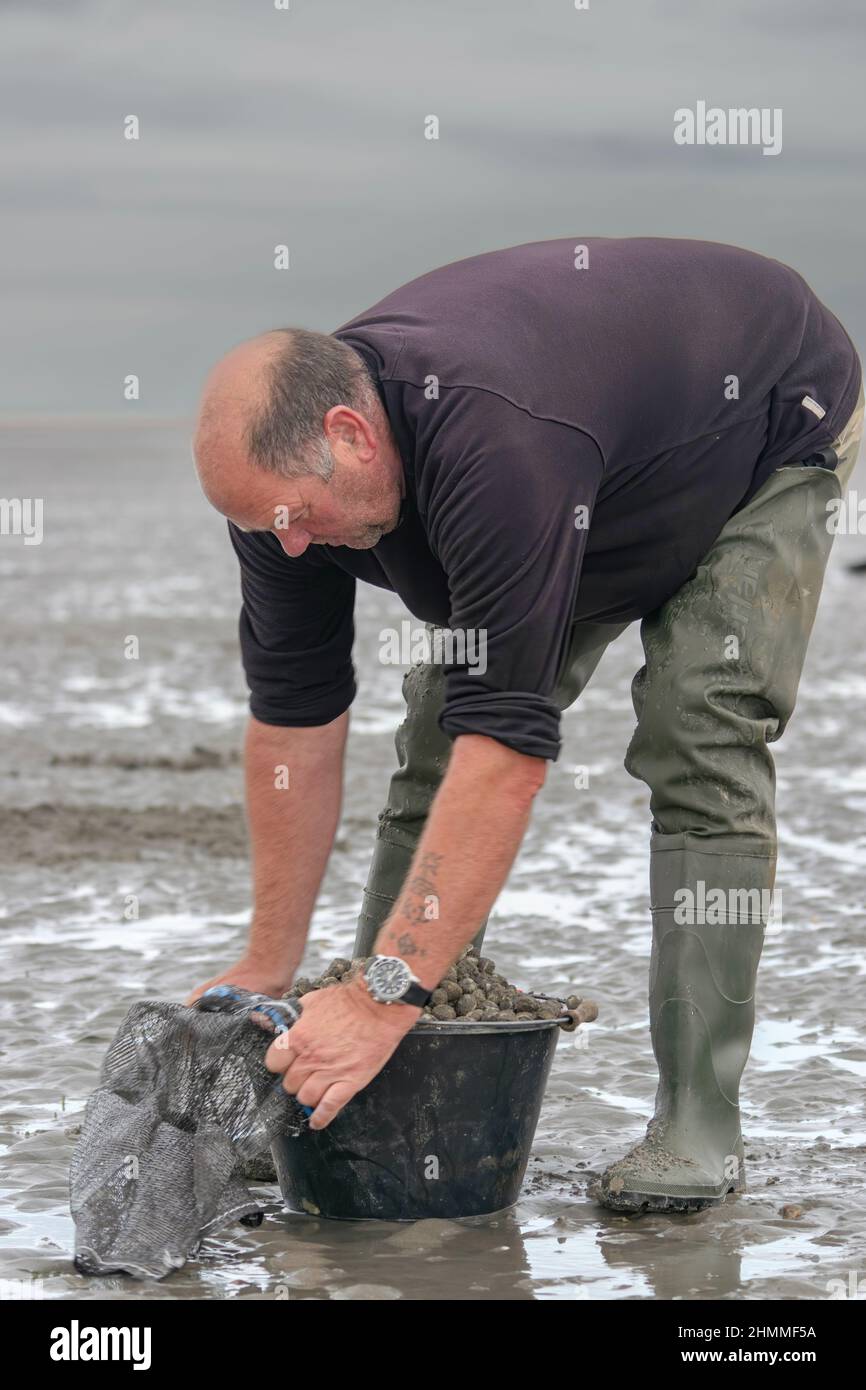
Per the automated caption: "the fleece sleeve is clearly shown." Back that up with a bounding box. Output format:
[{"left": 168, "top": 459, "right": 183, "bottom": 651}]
[
  {"left": 228, "top": 522, "right": 357, "bottom": 727},
  {"left": 421, "top": 391, "right": 605, "bottom": 761}
]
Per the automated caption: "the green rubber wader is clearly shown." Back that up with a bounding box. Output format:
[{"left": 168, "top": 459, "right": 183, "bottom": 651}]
[{"left": 597, "top": 385, "right": 864, "bottom": 1210}]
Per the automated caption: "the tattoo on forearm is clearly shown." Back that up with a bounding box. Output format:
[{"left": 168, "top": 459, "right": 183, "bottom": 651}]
[{"left": 388, "top": 851, "right": 444, "bottom": 954}]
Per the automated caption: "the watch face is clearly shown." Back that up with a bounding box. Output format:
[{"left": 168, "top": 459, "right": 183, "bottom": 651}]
[{"left": 367, "top": 955, "right": 412, "bottom": 1002}]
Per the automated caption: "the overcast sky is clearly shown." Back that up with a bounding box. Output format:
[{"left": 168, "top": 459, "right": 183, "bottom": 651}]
[{"left": 2, "top": 0, "right": 864, "bottom": 416}]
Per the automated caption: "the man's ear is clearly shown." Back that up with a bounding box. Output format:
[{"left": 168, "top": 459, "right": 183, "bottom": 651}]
[{"left": 324, "top": 405, "right": 376, "bottom": 457}]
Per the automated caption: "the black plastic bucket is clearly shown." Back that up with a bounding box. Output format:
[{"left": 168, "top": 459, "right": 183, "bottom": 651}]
[{"left": 270, "top": 1017, "right": 561, "bottom": 1220}]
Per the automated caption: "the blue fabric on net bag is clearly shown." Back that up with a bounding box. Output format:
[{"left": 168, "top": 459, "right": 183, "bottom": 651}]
[{"left": 68, "top": 987, "right": 307, "bottom": 1280}]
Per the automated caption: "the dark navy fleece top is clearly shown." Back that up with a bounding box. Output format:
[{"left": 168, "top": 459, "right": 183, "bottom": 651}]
[{"left": 230, "top": 238, "right": 861, "bottom": 760}]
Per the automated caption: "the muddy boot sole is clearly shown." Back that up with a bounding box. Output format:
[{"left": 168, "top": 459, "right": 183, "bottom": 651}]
[{"left": 591, "top": 1160, "right": 746, "bottom": 1215}]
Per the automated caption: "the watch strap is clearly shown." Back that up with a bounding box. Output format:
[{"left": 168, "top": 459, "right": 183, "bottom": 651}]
[{"left": 403, "top": 980, "right": 433, "bottom": 1007}]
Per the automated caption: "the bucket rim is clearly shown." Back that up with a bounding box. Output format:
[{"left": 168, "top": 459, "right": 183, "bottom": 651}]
[{"left": 411, "top": 1016, "right": 563, "bottom": 1034}]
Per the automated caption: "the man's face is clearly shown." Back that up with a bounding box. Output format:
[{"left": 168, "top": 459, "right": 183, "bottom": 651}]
[
  {"left": 195, "top": 408, "right": 403, "bottom": 558},
  {"left": 231, "top": 456, "right": 401, "bottom": 557},
  {"left": 299, "top": 436, "right": 404, "bottom": 552}
]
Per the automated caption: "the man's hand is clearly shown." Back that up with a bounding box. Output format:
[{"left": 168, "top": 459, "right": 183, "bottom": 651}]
[
  {"left": 265, "top": 978, "right": 419, "bottom": 1129},
  {"left": 184, "top": 955, "right": 294, "bottom": 1007}
]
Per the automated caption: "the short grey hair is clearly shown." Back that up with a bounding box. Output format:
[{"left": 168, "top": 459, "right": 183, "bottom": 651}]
[{"left": 247, "top": 328, "right": 379, "bottom": 480}]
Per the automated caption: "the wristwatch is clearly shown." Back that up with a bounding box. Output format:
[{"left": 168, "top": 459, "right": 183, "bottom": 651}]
[{"left": 362, "top": 955, "right": 433, "bottom": 1007}]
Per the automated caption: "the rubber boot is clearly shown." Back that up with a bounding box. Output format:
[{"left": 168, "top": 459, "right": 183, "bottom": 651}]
[{"left": 594, "top": 836, "right": 770, "bottom": 1213}]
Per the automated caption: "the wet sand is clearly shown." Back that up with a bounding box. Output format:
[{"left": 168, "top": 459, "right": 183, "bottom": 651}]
[{"left": 2, "top": 422, "right": 865, "bottom": 1300}]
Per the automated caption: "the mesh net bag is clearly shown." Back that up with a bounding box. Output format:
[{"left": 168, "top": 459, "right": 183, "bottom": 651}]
[{"left": 69, "top": 988, "right": 305, "bottom": 1280}]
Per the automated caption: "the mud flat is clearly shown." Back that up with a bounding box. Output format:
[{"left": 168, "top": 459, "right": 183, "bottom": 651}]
[{"left": 2, "top": 426, "right": 865, "bottom": 1300}]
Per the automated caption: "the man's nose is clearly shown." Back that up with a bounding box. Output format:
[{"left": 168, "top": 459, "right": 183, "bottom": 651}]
[{"left": 275, "top": 527, "right": 312, "bottom": 558}]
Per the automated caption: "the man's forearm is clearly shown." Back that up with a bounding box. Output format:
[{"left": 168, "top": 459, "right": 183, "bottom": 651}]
[
  {"left": 373, "top": 733, "right": 546, "bottom": 989},
  {"left": 243, "top": 710, "right": 348, "bottom": 987}
]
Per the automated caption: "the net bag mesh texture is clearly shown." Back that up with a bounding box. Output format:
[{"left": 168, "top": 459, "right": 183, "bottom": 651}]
[{"left": 69, "top": 989, "right": 305, "bottom": 1280}]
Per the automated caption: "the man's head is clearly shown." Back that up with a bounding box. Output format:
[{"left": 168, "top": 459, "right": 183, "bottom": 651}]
[{"left": 193, "top": 329, "right": 404, "bottom": 556}]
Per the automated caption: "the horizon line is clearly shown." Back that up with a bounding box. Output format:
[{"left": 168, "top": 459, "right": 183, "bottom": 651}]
[{"left": 0, "top": 414, "right": 194, "bottom": 430}]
